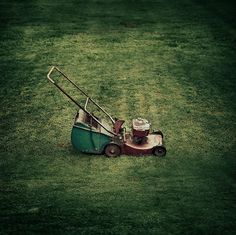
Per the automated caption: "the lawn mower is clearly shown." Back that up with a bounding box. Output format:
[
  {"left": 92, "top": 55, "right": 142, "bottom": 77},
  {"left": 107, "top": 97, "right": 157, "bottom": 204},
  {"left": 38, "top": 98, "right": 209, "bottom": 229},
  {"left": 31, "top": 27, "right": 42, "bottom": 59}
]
[{"left": 47, "top": 66, "right": 166, "bottom": 157}]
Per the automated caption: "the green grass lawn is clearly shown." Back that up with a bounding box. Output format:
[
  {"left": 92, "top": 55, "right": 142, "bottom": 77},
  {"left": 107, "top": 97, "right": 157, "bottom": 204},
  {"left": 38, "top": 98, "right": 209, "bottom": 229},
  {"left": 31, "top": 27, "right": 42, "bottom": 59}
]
[{"left": 0, "top": 0, "right": 236, "bottom": 234}]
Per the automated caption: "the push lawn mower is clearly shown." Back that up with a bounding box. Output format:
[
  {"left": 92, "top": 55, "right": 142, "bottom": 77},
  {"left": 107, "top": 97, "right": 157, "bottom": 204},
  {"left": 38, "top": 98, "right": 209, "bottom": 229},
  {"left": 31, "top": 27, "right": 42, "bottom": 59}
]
[{"left": 47, "top": 66, "right": 166, "bottom": 157}]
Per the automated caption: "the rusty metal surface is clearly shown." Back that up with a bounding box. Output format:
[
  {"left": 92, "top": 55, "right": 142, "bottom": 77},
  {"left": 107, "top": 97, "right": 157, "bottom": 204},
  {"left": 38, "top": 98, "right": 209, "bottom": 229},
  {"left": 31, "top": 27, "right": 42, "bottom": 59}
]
[{"left": 123, "top": 134, "right": 163, "bottom": 155}]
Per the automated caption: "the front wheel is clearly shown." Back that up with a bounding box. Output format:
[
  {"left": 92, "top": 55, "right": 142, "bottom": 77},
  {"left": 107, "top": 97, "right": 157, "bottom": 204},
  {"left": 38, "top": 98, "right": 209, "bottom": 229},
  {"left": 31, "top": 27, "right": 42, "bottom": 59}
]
[
  {"left": 153, "top": 146, "right": 166, "bottom": 157},
  {"left": 152, "top": 130, "right": 164, "bottom": 139},
  {"left": 104, "top": 144, "right": 121, "bottom": 157}
]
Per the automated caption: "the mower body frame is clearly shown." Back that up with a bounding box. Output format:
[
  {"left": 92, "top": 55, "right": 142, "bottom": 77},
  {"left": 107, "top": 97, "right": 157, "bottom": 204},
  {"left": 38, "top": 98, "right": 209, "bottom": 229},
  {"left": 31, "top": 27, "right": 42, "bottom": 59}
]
[{"left": 47, "top": 66, "right": 166, "bottom": 157}]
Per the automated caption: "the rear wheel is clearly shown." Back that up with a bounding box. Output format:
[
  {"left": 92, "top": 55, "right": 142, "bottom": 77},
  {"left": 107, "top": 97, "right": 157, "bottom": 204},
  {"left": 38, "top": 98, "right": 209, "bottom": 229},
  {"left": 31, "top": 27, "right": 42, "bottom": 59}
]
[
  {"left": 153, "top": 146, "right": 166, "bottom": 157},
  {"left": 104, "top": 144, "right": 121, "bottom": 157}
]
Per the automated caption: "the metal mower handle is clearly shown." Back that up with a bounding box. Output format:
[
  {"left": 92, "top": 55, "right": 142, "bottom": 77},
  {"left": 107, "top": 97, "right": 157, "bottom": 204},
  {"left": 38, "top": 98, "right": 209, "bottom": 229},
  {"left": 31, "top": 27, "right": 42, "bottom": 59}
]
[
  {"left": 47, "top": 66, "right": 72, "bottom": 84},
  {"left": 47, "top": 66, "right": 57, "bottom": 83},
  {"left": 46, "top": 66, "right": 117, "bottom": 136}
]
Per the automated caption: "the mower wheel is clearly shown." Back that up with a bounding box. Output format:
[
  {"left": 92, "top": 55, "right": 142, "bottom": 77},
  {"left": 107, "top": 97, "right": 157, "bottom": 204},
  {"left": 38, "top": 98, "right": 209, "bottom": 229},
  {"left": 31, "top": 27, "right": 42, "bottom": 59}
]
[
  {"left": 152, "top": 130, "right": 164, "bottom": 138},
  {"left": 104, "top": 144, "right": 121, "bottom": 157},
  {"left": 153, "top": 146, "right": 166, "bottom": 157}
]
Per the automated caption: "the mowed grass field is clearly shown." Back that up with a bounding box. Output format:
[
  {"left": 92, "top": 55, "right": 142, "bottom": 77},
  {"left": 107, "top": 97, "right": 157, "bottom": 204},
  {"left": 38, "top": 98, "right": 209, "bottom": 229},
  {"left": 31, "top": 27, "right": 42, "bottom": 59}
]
[{"left": 0, "top": 0, "right": 236, "bottom": 234}]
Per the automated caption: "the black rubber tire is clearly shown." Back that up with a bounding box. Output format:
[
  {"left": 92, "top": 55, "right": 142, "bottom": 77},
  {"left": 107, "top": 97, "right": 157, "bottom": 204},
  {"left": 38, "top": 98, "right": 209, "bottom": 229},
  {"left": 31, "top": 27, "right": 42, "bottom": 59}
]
[
  {"left": 153, "top": 146, "right": 166, "bottom": 157},
  {"left": 104, "top": 144, "right": 121, "bottom": 157}
]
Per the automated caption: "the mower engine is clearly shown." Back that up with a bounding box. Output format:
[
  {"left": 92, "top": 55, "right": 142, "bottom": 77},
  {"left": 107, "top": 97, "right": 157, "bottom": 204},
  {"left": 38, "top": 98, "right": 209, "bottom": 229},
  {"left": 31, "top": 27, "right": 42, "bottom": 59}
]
[{"left": 132, "top": 118, "right": 150, "bottom": 144}]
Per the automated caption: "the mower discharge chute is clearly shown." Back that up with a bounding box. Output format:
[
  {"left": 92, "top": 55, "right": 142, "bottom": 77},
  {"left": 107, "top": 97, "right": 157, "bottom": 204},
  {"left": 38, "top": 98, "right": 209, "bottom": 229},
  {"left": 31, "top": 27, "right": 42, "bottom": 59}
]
[{"left": 47, "top": 66, "right": 166, "bottom": 157}]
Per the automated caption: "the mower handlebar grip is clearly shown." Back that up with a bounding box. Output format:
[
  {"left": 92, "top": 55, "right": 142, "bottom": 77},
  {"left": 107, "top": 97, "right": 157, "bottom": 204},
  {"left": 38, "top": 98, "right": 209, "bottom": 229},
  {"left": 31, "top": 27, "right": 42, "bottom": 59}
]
[{"left": 47, "top": 66, "right": 58, "bottom": 84}]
